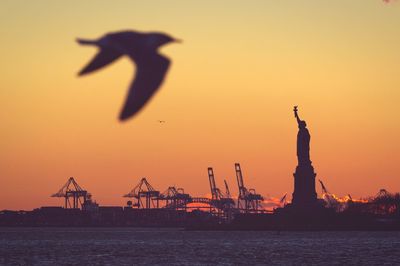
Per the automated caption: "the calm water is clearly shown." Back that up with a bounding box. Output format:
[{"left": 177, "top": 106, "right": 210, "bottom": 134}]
[{"left": 0, "top": 228, "right": 399, "bottom": 265}]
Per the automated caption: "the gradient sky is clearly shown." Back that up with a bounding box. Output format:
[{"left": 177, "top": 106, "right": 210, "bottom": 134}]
[{"left": 1, "top": 0, "right": 399, "bottom": 210}]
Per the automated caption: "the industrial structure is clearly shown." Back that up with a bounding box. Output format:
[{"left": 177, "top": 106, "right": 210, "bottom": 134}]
[
  {"left": 159, "top": 186, "right": 191, "bottom": 211},
  {"left": 46, "top": 163, "right": 268, "bottom": 224},
  {"left": 207, "top": 167, "right": 235, "bottom": 213},
  {"left": 2, "top": 106, "right": 400, "bottom": 229},
  {"left": 117, "top": 164, "right": 264, "bottom": 218},
  {"left": 235, "top": 163, "right": 264, "bottom": 213},
  {"left": 124, "top": 178, "right": 160, "bottom": 209},
  {"left": 51, "top": 177, "right": 89, "bottom": 209},
  {"left": 22, "top": 146, "right": 400, "bottom": 229},
  {"left": 1, "top": 164, "right": 400, "bottom": 229}
]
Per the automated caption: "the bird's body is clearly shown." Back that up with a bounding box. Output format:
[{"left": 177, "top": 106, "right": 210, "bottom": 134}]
[{"left": 77, "top": 30, "right": 179, "bottom": 121}]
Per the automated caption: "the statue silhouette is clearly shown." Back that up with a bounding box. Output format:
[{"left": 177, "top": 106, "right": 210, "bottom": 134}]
[
  {"left": 291, "top": 106, "right": 317, "bottom": 207},
  {"left": 294, "top": 106, "right": 311, "bottom": 166}
]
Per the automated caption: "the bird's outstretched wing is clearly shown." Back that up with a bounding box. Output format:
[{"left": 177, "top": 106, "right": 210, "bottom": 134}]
[
  {"left": 119, "top": 54, "right": 170, "bottom": 120},
  {"left": 78, "top": 46, "right": 123, "bottom": 76}
]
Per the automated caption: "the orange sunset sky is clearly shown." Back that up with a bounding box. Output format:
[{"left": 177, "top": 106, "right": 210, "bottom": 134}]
[{"left": 1, "top": 1, "right": 399, "bottom": 210}]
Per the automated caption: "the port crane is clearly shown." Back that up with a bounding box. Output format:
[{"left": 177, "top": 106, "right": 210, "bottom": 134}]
[
  {"left": 234, "top": 163, "right": 264, "bottom": 213},
  {"left": 159, "top": 186, "right": 191, "bottom": 210},
  {"left": 208, "top": 168, "right": 235, "bottom": 211},
  {"left": 208, "top": 167, "right": 222, "bottom": 201},
  {"left": 124, "top": 178, "right": 160, "bottom": 209},
  {"left": 319, "top": 179, "right": 330, "bottom": 194},
  {"left": 51, "top": 177, "right": 89, "bottom": 209},
  {"left": 318, "top": 179, "right": 336, "bottom": 207},
  {"left": 224, "top": 180, "right": 231, "bottom": 199}
]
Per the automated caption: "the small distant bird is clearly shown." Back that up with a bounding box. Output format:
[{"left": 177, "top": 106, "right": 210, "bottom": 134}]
[
  {"left": 158, "top": 120, "right": 166, "bottom": 123},
  {"left": 77, "top": 30, "right": 181, "bottom": 121}
]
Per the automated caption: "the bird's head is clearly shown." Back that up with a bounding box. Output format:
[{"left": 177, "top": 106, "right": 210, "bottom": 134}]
[{"left": 147, "top": 32, "right": 182, "bottom": 50}]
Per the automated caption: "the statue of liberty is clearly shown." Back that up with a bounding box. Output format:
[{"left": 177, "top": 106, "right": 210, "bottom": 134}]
[
  {"left": 292, "top": 106, "right": 317, "bottom": 207},
  {"left": 294, "top": 106, "right": 311, "bottom": 166}
]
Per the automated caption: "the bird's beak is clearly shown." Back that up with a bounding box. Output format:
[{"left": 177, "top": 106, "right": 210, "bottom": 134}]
[
  {"left": 76, "top": 38, "right": 98, "bottom": 46},
  {"left": 173, "top": 38, "right": 183, "bottom": 43}
]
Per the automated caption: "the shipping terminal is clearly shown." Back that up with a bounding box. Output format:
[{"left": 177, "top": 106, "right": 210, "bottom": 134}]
[{"left": 1, "top": 107, "right": 399, "bottom": 230}]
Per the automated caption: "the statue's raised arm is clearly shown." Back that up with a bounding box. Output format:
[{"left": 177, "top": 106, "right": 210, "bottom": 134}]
[{"left": 294, "top": 106, "right": 302, "bottom": 125}]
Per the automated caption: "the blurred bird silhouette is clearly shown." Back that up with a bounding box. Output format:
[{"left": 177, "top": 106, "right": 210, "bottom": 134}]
[{"left": 77, "top": 30, "right": 181, "bottom": 121}]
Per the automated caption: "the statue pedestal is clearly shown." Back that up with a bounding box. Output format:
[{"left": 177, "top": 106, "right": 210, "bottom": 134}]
[{"left": 292, "top": 163, "right": 318, "bottom": 207}]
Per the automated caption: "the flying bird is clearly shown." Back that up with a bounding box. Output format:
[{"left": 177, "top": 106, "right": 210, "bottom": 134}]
[{"left": 77, "top": 30, "right": 181, "bottom": 121}]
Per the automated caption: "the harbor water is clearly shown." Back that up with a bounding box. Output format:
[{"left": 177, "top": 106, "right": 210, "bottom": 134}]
[{"left": 0, "top": 228, "right": 399, "bottom": 265}]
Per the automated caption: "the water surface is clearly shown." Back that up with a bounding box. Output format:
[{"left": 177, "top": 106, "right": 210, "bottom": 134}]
[{"left": 0, "top": 228, "right": 399, "bottom": 265}]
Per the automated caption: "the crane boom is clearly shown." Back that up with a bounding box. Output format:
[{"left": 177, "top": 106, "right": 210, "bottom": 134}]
[
  {"left": 208, "top": 167, "right": 220, "bottom": 200},
  {"left": 318, "top": 179, "right": 329, "bottom": 194},
  {"left": 235, "top": 163, "right": 247, "bottom": 198},
  {"left": 224, "top": 180, "right": 231, "bottom": 199},
  {"left": 280, "top": 193, "right": 287, "bottom": 204}
]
